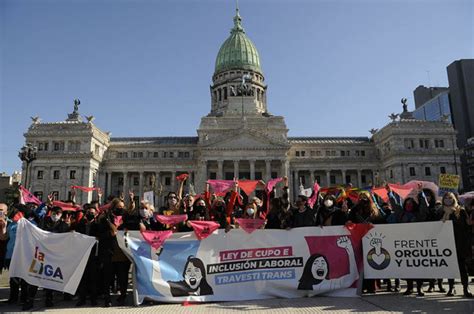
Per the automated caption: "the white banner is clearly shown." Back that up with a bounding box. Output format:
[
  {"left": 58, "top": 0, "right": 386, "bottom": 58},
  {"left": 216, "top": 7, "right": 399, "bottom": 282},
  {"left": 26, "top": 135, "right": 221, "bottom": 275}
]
[
  {"left": 10, "top": 219, "right": 96, "bottom": 294},
  {"left": 362, "top": 221, "right": 460, "bottom": 279},
  {"left": 143, "top": 191, "right": 154, "bottom": 205},
  {"left": 118, "top": 226, "right": 366, "bottom": 304}
]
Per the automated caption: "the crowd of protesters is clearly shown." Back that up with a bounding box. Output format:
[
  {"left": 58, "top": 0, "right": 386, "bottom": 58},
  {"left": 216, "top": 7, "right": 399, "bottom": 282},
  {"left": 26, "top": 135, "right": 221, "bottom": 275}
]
[{"left": 0, "top": 175, "right": 473, "bottom": 310}]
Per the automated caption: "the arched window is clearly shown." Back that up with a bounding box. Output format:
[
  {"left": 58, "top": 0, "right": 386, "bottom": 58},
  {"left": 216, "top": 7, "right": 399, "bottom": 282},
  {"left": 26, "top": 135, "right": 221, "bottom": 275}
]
[
  {"left": 218, "top": 89, "right": 222, "bottom": 101},
  {"left": 224, "top": 87, "right": 227, "bottom": 100}
]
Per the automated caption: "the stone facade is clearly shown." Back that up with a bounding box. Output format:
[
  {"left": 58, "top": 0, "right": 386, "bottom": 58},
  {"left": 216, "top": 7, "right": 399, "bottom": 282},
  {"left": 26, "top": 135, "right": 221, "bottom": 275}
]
[{"left": 20, "top": 9, "right": 463, "bottom": 206}]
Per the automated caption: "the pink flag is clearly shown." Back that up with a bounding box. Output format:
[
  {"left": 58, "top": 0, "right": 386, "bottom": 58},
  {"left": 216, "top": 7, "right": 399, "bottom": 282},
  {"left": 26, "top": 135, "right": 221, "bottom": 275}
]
[
  {"left": 389, "top": 184, "right": 413, "bottom": 200},
  {"left": 19, "top": 186, "right": 42, "bottom": 205},
  {"left": 176, "top": 173, "right": 189, "bottom": 182},
  {"left": 207, "top": 180, "right": 234, "bottom": 193},
  {"left": 235, "top": 218, "right": 265, "bottom": 234},
  {"left": 154, "top": 214, "right": 187, "bottom": 225},
  {"left": 188, "top": 220, "right": 220, "bottom": 240},
  {"left": 52, "top": 201, "right": 80, "bottom": 212},
  {"left": 98, "top": 203, "right": 111, "bottom": 214},
  {"left": 372, "top": 187, "right": 389, "bottom": 202},
  {"left": 265, "top": 178, "right": 283, "bottom": 193},
  {"left": 141, "top": 230, "right": 173, "bottom": 250},
  {"left": 71, "top": 185, "right": 98, "bottom": 192},
  {"left": 307, "top": 182, "right": 321, "bottom": 208}
]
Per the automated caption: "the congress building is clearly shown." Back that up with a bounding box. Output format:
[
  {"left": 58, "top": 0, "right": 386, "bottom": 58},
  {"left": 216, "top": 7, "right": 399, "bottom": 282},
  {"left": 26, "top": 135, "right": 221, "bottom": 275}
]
[{"left": 21, "top": 9, "right": 461, "bottom": 206}]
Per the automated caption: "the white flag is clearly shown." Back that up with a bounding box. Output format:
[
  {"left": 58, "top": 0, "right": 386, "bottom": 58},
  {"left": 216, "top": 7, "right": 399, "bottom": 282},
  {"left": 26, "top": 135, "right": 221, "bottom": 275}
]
[{"left": 10, "top": 219, "right": 96, "bottom": 294}]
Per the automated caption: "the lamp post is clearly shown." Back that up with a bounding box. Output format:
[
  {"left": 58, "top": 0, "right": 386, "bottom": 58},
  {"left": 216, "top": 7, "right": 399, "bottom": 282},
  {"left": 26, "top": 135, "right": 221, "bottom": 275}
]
[{"left": 18, "top": 143, "right": 38, "bottom": 189}]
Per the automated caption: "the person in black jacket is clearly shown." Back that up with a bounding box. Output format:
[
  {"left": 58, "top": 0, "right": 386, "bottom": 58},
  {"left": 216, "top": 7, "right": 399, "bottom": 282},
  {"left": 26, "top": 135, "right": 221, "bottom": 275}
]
[
  {"left": 39, "top": 206, "right": 71, "bottom": 308},
  {"left": 75, "top": 205, "right": 99, "bottom": 306},
  {"left": 316, "top": 194, "right": 348, "bottom": 226},
  {"left": 289, "top": 194, "right": 317, "bottom": 228}
]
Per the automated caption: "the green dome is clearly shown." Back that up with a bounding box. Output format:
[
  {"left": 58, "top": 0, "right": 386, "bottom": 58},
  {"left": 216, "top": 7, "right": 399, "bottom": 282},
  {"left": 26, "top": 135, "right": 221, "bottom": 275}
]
[{"left": 214, "top": 9, "right": 262, "bottom": 75}]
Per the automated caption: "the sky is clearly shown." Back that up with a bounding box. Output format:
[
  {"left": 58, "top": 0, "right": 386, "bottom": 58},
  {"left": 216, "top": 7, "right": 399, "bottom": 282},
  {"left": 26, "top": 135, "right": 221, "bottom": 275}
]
[{"left": 1, "top": 0, "right": 473, "bottom": 174}]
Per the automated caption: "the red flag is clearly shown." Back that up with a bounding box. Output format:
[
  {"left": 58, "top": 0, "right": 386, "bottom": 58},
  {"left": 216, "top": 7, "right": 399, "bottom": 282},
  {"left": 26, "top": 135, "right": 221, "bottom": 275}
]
[
  {"left": 141, "top": 230, "right": 173, "bottom": 250},
  {"left": 176, "top": 173, "right": 189, "bottom": 182},
  {"left": 71, "top": 185, "right": 98, "bottom": 192},
  {"left": 345, "top": 222, "right": 373, "bottom": 243},
  {"left": 188, "top": 220, "right": 220, "bottom": 240},
  {"left": 389, "top": 184, "right": 413, "bottom": 200},
  {"left": 207, "top": 180, "right": 234, "bottom": 193},
  {"left": 372, "top": 187, "right": 389, "bottom": 202},
  {"left": 235, "top": 218, "right": 265, "bottom": 234},
  {"left": 154, "top": 214, "right": 187, "bottom": 225},
  {"left": 237, "top": 180, "right": 259, "bottom": 195},
  {"left": 264, "top": 177, "right": 283, "bottom": 213}
]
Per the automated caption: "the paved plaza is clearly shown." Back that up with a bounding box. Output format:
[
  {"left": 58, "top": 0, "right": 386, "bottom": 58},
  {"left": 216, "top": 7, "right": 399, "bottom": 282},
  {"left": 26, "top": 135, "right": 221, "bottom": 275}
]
[{"left": 0, "top": 281, "right": 472, "bottom": 313}]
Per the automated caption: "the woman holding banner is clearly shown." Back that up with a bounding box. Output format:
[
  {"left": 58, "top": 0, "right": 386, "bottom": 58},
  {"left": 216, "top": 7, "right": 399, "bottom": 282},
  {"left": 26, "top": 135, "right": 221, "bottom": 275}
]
[{"left": 441, "top": 192, "right": 472, "bottom": 298}]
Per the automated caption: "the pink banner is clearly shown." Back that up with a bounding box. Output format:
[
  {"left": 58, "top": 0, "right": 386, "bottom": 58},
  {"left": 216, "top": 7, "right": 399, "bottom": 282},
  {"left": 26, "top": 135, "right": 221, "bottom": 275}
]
[
  {"left": 52, "top": 201, "right": 80, "bottom": 212},
  {"left": 154, "top": 214, "right": 187, "bottom": 226},
  {"left": 141, "top": 230, "right": 173, "bottom": 250},
  {"left": 265, "top": 178, "right": 283, "bottom": 193},
  {"left": 114, "top": 215, "right": 123, "bottom": 227},
  {"left": 71, "top": 185, "right": 98, "bottom": 192},
  {"left": 176, "top": 173, "right": 189, "bottom": 182},
  {"left": 235, "top": 218, "right": 265, "bottom": 234},
  {"left": 207, "top": 180, "right": 234, "bottom": 193},
  {"left": 188, "top": 220, "right": 220, "bottom": 240},
  {"left": 19, "top": 186, "right": 42, "bottom": 205},
  {"left": 237, "top": 180, "right": 259, "bottom": 196}
]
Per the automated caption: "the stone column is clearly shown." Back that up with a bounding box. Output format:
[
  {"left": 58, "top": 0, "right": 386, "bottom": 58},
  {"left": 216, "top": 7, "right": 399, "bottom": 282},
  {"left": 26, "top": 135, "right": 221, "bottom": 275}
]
[
  {"left": 280, "top": 159, "right": 289, "bottom": 179},
  {"left": 123, "top": 172, "right": 129, "bottom": 196},
  {"left": 310, "top": 170, "right": 315, "bottom": 186},
  {"left": 139, "top": 171, "right": 144, "bottom": 199},
  {"left": 195, "top": 160, "right": 207, "bottom": 195},
  {"left": 217, "top": 160, "right": 224, "bottom": 180},
  {"left": 171, "top": 171, "right": 176, "bottom": 192},
  {"left": 265, "top": 160, "right": 272, "bottom": 181},
  {"left": 326, "top": 170, "right": 331, "bottom": 187},
  {"left": 341, "top": 169, "right": 346, "bottom": 185},
  {"left": 293, "top": 170, "right": 299, "bottom": 200},
  {"left": 250, "top": 159, "right": 256, "bottom": 180},
  {"left": 357, "top": 170, "right": 362, "bottom": 188},
  {"left": 63, "top": 166, "right": 68, "bottom": 200},
  {"left": 233, "top": 160, "right": 239, "bottom": 180}
]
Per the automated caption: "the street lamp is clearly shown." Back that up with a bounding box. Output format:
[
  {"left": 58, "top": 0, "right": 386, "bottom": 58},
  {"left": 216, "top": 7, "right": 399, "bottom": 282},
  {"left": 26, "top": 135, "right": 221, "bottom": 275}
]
[{"left": 18, "top": 143, "right": 38, "bottom": 189}]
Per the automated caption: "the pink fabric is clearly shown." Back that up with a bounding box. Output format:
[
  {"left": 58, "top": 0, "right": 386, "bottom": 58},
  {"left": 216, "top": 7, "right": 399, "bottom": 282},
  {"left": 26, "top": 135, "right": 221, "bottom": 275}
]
[
  {"left": 98, "top": 203, "right": 111, "bottom": 214},
  {"left": 265, "top": 178, "right": 283, "bottom": 193},
  {"left": 237, "top": 180, "right": 259, "bottom": 196},
  {"left": 141, "top": 230, "right": 173, "bottom": 250},
  {"left": 235, "top": 218, "right": 265, "bottom": 234},
  {"left": 71, "top": 185, "right": 98, "bottom": 192},
  {"left": 114, "top": 215, "right": 123, "bottom": 227},
  {"left": 154, "top": 214, "right": 187, "bottom": 225},
  {"left": 176, "top": 173, "right": 189, "bottom": 182},
  {"left": 188, "top": 220, "right": 220, "bottom": 240},
  {"left": 372, "top": 187, "right": 389, "bottom": 202},
  {"left": 19, "top": 186, "right": 42, "bottom": 205},
  {"left": 373, "top": 184, "right": 413, "bottom": 202},
  {"left": 52, "top": 201, "right": 80, "bottom": 212},
  {"left": 207, "top": 180, "right": 234, "bottom": 193},
  {"left": 307, "top": 182, "right": 321, "bottom": 208}
]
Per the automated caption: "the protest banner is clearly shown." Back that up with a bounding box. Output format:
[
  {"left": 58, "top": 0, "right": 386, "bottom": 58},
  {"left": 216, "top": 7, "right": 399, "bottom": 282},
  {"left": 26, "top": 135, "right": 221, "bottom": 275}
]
[
  {"left": 118, "top": 226, "right": 365, "bottom": 304},
  {"left": 363, "top": 221, "right": 460, "bottom": 279},
  {"left": 438, "top": 174, "right": 460, "bottom": 196},
  {"left": 143, "top": 191, "right": 154, "bottom": 205},
  {"left": 9, "top": 219, "right": 96, "bottom": 294}
]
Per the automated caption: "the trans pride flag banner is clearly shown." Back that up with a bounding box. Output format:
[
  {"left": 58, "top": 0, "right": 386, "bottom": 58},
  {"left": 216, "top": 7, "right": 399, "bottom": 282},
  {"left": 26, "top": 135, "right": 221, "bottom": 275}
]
[{"left": 118, "top": 226, "right": 366, "bottom": 304}]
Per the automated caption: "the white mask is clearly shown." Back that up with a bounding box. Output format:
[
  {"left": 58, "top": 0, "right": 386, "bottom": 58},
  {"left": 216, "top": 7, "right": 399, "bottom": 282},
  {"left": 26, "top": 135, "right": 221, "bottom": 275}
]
[
  {"left": 139, "top": 209, "right": 150, "bottom": 219},
  {"left": 51, "top": 214, "right": 61, "bottom": 222},
  {"left": 246, "top": 208, "right": 255, "bottom": 216},
  {"left": 324, "top": 199, "right": 334, "bottom": 208}
]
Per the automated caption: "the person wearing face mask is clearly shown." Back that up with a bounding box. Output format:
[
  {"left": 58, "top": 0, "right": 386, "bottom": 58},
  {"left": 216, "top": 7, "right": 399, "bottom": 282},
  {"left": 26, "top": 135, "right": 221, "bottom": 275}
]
[
  {"left": 75, "top": 205, "right": 99, "bottom": 306},
  {"left": 316, "top": 194, "right": 348, "bottom": 226},
  {"left": 440, "top": 192, "right": 472, "bottom": 298},
  {"left": 265, "top": 177, "right": 292, "bottom": 230},
  {"left": 138, "top": 201, "right": 161, "bottom": 231},
  {"left": 386, "top": 187, "right": 425, "bottom": 296},
  {"left": 96, "top": 198, "right": 130, "bottom": 306},
  {"left": 37, "top": 206, "right": 70, "bottom": 308}
]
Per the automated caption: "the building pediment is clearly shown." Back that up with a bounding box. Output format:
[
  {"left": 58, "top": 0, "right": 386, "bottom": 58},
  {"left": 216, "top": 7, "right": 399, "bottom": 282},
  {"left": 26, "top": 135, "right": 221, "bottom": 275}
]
[{"left": 201, "top": 128, "right": 290, "bottom": 150}]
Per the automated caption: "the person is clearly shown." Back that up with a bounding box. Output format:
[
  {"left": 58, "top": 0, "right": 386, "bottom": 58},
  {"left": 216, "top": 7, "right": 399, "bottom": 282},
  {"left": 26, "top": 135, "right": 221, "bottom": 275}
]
[
  {"left": 316, "top": 194, "right": 348, "bottom": 226},
  {"left": 440, "top": 192, "right": 472, "bottom": 298},
  {"left": 39, "top": 206, "right": 71, "bottom": 308},
  {"left": 265, "top": 178, "right": 291, "bottom": 229},
  {"left": 138, "top": 200, "right": 161, "bottom": 231},
  {"left": 418, "top": 188, "right": 446, "bottom": 293},
  {"left": 288, "top": 194, "right": 317, "bottom": 228},
  {"left": 75, "top": 205, "right": 99, "bottom": 306},
  {"left": 387, "top": 189, "right": 425, "bottom": 296},
  {"left": 96, "top": 198, "right": 131, "bottom": 307}
]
